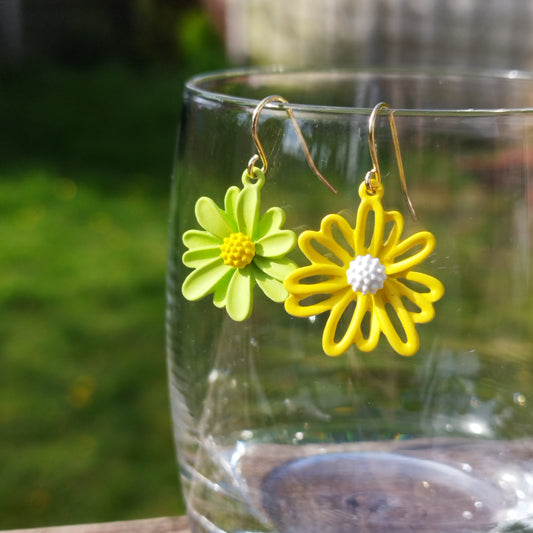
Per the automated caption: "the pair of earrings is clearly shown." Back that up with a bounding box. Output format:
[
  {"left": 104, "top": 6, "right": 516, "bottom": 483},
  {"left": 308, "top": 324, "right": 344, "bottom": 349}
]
[{"left": 180, "top": 97, "right": 444, "bottom": 357}]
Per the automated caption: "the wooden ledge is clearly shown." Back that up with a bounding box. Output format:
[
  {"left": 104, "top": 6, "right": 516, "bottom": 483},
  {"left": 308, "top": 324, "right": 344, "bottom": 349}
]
[{"left": 2, "top": 516, "right": 190, "bottom": 533}]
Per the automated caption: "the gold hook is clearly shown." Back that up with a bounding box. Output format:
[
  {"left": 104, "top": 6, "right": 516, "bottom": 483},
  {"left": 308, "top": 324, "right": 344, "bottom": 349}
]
[
  {"left": 364, "top": 102, "right": 417, "bottom": 221},
  {"left": 247, "top": 95, "right": 337, "bottom": 194}
]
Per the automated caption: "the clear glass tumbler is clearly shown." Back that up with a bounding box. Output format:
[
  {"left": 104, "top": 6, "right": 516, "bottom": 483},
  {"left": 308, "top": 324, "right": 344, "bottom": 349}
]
[{"left": 166, "top": 69, "right": 533, "bottom": 533}]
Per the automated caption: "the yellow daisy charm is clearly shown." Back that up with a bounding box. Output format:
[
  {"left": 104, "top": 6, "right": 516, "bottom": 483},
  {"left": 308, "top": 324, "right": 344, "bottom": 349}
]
[{"left": 284, "top": 180, "right": 444, "bottom": 357}]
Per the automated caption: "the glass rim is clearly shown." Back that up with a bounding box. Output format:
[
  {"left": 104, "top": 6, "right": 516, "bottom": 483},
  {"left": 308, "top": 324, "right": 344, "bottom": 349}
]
[{"left": 185, "top": 66, "right": 533, "bottom": 116}]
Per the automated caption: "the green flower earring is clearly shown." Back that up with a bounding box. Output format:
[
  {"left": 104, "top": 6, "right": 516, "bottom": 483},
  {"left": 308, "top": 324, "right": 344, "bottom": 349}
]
[{"left": 181, "top": 95, "right": 337, "bottom": 321}]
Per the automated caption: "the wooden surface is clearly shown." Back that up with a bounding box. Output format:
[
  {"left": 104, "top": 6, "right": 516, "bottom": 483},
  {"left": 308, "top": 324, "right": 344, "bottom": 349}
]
[{"left": 2, "top": 516, "right": 190, "bottom": 533}]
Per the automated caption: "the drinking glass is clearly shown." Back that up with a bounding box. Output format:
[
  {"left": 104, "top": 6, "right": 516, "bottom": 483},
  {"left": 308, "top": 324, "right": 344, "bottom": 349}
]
[{"left": 166, "top": 68, "right": 533, "bottom": 533}]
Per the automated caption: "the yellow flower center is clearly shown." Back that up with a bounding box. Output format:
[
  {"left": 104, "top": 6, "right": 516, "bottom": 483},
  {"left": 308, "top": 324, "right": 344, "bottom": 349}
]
[{"left": 220, "top": 232, "right": 255, "bottom": 268}]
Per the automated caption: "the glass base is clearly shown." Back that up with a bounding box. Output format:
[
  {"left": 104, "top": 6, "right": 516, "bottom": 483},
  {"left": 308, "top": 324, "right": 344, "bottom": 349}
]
[
  {"left": 184, "top": 438, "right": 533, "bottom": 533},
  {"left": 260, "top": 452, "right": 501, "bottom": 532}
]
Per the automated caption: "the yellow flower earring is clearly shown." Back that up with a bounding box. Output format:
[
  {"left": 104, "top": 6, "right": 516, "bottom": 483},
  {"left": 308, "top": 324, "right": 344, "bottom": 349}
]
[
  {"left": 284, "top": 103, "right": 444, "bottom": 357},
  {"left": 181, "top": 95, "right": 336, "bottom": 321}
]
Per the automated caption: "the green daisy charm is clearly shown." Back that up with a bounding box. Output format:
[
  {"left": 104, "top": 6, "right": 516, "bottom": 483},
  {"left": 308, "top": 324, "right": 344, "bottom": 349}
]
[{"left": 181, "top": 169, "right": 298, "bottom": 321}]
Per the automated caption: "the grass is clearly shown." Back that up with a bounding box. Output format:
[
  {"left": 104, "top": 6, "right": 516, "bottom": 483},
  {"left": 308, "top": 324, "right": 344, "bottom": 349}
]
[{"left": 0, "top": 63, "right": 191, "bottom": 528}]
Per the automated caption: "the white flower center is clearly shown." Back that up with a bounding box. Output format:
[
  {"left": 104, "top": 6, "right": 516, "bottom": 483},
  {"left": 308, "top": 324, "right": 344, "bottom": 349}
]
[{"left": 346, "top": 253, "right": 387, "bottom": 294}]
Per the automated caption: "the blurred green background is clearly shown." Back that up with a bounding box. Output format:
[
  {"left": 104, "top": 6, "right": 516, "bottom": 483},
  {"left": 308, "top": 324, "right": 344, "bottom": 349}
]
[{"left": 0, "top": 0, "right": 226, "bottom": 528}]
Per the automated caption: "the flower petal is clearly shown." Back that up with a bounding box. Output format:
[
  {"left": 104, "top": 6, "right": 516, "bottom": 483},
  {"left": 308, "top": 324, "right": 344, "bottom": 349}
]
[
  {"left": 284, "top": 264, "right": 348, "bottom": 317},
  {"left": 226, "top": 265, "right": 255, "bottom": 321},
  {"left": 385, "top": 230, "right": 436, "bottom": 276},
  {"left": 374, "top": 287, "right": 420, "bottom": 356},
  {"left": 255, "top": 207, "right": 286, "bottom": 240},
  {"left": 183, "top": 229, "right": 221, "bottom": 250},
  {"left": 254, "top": 267, "right": 289, "bottom": 302},
  {"left": 299, "top": 214, "right": 355, "bottom": 267},
  {"left": 182, "top": 257, "right": 232, "bottom": 301},
  {"left": 224, "top": 186, "right": 239, "bottom": 221},
  {"left": 403, "top": 270, "right": 445, "bottom": 303},
  {"left": 380, "top": 209, "right": 404, "bottom": 257},
  {"left": 255, "top": 255, "right": 297, "bottom": 281},
  {"left": 283, "top": 264, "right": 347, "bottom": 296},
  {"left": 354, "top": 189, "right": 385, "bottom": 256},
  {"left": 182, "top": 245, "right": 222, "bottom": 268},
  {"left": 255, "top": 230, "right": 297, "bottom": 258},
  {"left": 236, "top": 180, "right": 261, "bottom": 236},
  {"left": 355, "top": 296, "right": 381, "bottom": 353},
  {"left": 285, "top": 290, "right": 346, "bottom": 318},
  {"left": 387, "top": 275, "right": 443, "bottom": 324},
  {"left": 195, "top": 196, "right": 236, "bottom": 239},
  {"left": 322, "top": 291, "right": 371, "bottom": 356},
  {"left": 213, "top": 269, "right": 233, "bottom": 308}
]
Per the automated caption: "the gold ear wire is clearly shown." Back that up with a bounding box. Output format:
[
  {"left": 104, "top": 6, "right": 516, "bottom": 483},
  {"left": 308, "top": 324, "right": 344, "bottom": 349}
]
[
  {"left": 247, "top": 95, "right": 337, "bottom": 194},
  {"left": 364, "top": 102, "right": 418, "bottom": 221}
]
